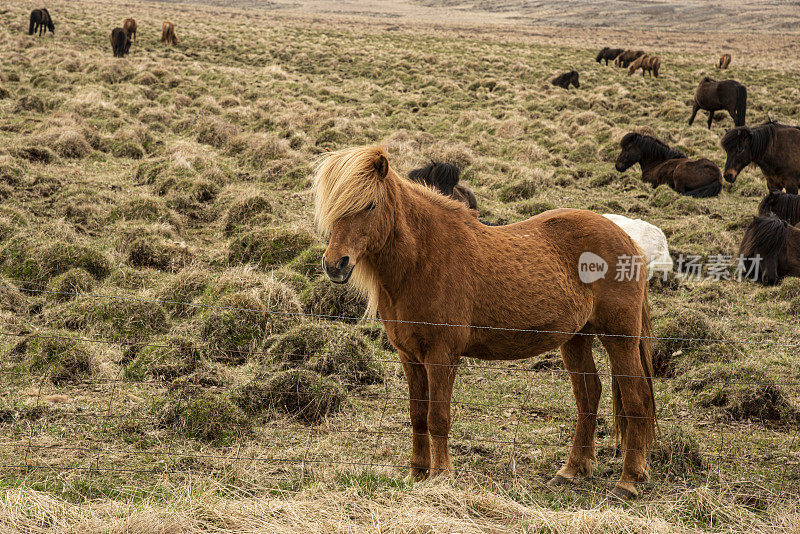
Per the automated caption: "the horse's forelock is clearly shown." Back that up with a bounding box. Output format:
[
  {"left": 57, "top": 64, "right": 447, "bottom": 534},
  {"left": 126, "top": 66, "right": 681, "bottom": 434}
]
[{"left": 741, "top": 216, "right": 787, "bottom": 260}]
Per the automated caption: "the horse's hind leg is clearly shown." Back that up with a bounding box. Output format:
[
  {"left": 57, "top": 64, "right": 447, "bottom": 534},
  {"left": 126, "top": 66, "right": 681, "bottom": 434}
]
[
  {"left": 688, "top": 103, "right": 699, "bottom": 125},
  {"left": 707, "top": 111, "right": 714, "bottom": 129},
  {"left": 425, "top": 352, "right": 459, "bottom": 477},
  {"left": 549, "top": 331, "right": 600, "bottom": 486},
  {"left": 400, "top": 354, "right": 431, "bottom": 480}
]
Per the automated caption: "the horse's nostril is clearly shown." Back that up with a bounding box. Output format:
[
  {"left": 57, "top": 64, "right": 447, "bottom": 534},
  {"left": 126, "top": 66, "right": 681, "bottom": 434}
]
[{"left": 336, "top": 256, "right": 350, "bottom": 271}]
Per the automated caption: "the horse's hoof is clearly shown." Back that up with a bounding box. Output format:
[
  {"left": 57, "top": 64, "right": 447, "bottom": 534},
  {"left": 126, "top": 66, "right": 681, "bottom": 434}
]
[
  {"left": 408, "top": 467, "right": 429, "bottom": 482},
  {"left": 547, "top": 475, "right": 573, "bottom": 487},
  {"left": 610, "top": 485, "right": 637, "bottom": 501}
]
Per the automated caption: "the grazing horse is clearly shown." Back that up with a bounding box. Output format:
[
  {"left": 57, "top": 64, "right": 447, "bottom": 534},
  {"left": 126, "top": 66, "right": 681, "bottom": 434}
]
[
  {"left": 110, "top": 27, "right": 130, "bottom": 58},
  {"left": 628, "top": 55, "right": 661, "bottom": 78},
  {"left": 615, "top": 132, "right": 722, "bottom": 197},
  {"left": 688, "top": 77, "right": 747, "bottom": 128},
  {"left": 551, "top": 70, "right": 579, "bottom": 89},
  {"left": 123, "top": 18, "right": 137, "bottom": 42},
  {"left": 758, "top": 191, "right": 800, "bottom": 225},
  {"left": 28, "top": 8, "right": 54, "bottom": 36},
  {"left": 739, "top": 216, "right": 800, "bottom": 285},
  {"left": 161, "top": 21, "right": 178, "bottom": 46},
  {"left": 602, "top": 214, "right": 673, "bottom": 276},
  {"left": 596, "top": 47, "right": 624, "bottom": 66},
  {"left": 314, "top": 145, "right": 656, "bottom": 499},
  {"left": 716, "top": 54, "right": 732, "bottom": 69},
  {"left": 614, "top": 50, "right": 645, "bottom": 68},
  {"left": 721, "top": 121, "right": 800, "bottom": 194},
  {"left": 408, "top": 162, "right": 478, "bottom": 210}
]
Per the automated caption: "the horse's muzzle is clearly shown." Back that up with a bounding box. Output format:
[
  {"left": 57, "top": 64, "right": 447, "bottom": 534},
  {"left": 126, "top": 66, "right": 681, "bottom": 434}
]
[
  {"left": 322, "top": 255, "right": 353, "bottom": 284},
  {"left": 723, "top": 169, "right": 738, "bottom": 183}
]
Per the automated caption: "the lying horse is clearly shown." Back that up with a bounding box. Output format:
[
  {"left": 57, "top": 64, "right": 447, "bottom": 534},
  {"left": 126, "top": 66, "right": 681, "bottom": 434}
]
[
  {"left": 110, "top": 27, "right": 130, "bottom": 58},
  {"left": 739, "top": 216, "right": 800, "bottom": 285},
  {"left": 602, "top": 214, "right": 673, "bottom": 277},
  {"left": 28, "top": 8, "right": 54, "bottom": 36},
  {"left": 551, "top": 70, "right": 579, "bottom": 89},
  {"left": 161, "top": 21, "right": 178, "bottom": 46},
  {"left": 716, "top": 54, "right": 731, "bottom": 69},
  {"left": 758, "top": 191, "right": 800, "bottom": 225},
  {"left": 408, "top": 162, "right": 478, "bottom": 210},
  {"left": 615, "top": 132, "right": 722, "bottom": 197},
  {"left": 615, "top": 50, "right": 645, "bottom": 68},
  {"left": 721, "top": 121, "right": 800, "bottom": 194},
  {"left": 123, "top": 18, "right": 137, "bottom": 42},
  {"left": 596, "top": 47, "right": 624, "bottom": 66},
  {"left": 315, "top": 145, "right": 656, "bottom": 499},
  {"left": 688, "top": 76, "right": 747, "bottom": 128},
  {"left": 627, "top": 55, "right": 661, "bottom": 78}
]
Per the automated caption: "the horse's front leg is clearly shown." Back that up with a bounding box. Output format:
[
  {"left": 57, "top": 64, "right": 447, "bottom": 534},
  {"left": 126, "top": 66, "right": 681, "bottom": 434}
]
[
  {"left": 400, "top": 353, "right": 430, "bottom": 480},
  {"left": 707, "top": 111, "right": 715, "bottom": 129},
  {"left": 688, "top": 103, "right": 699, "bottom": 125},
  {"left": 426, "top": 352, "right": 459, "bottom": 476}
]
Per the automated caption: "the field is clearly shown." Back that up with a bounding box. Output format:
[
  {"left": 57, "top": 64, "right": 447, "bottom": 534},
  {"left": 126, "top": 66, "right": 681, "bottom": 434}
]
[{"left": 1, "top": 0, "right": 800, "bottom": 532}]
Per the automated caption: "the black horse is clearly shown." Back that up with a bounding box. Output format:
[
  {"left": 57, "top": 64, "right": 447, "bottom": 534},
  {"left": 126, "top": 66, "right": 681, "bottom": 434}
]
[
  {"left": 408, "top": 162, "right": 478, "bottom": 210},
  {"left": 738, "top": 216, "right": 800, "bottom": 285},
  {"left": 551, "top": 70, "right": 579, "bottom": 89},
  {"left": 110, "top": 27, "right": 130, "bottom": 58},
  {"left": 721, "top": 121, "right": 800, "bottom": 193},
  {"left": 595, "top": 47, "right": 624, "bottom": 66},
  {"left": 688, "top": 77, "right": 747, "bottom": 128},
  {"left": 29, "top": 8, "right": 54, "bottom": 36},
  {"left": 758, "top": 191, "right": 800, "bottom": 225}
]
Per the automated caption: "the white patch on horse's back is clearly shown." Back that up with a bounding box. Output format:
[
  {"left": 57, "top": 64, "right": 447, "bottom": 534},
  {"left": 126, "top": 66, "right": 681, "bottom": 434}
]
[{"left": 602, "top": 214, "right": 673, "bottom": 273}]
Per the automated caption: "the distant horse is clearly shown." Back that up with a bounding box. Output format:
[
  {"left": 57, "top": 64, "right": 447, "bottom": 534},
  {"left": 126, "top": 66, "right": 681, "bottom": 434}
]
[
  {"left": 551, "top": 70, "right": 579, "bottom": 89},
  {"left": 596, "top": 47, "right": 624, "bottom": 66},
  {"left": 614, "top": 50, "right": 645, "bottom": 68},
  {"left": 688, "top": 77, "right": 747, "bottom": 128},
  {"left": 111, "top": 27, "right": 130, "bottom": 58},
  {"left": 721, "top": 121, "right": 800, "bottom": 193},
  {"left": 123, "top": 18, "right": 137, "bottom": 42},
  {"left": 315, "top": 145, "right": 656, "bottom": 500},
  {"left": 758, "top": 191, "right": 800, "bottom": 225},
  {"left": 408, "top": 162, "right": 478, "bottom": 210},
  {"left": 602, "top": 214, "right": 673, "bottom": 276},
  {"left": 161, "top": 21, "right": 178, "bottom": 46},
  {"left": 738, "top": 216, "right": 800, "bottom": 285},
  {"left": 716, "top": 54, "right": 731, "bottom": 69},
  {"left": 28, "top": 8, "right": 54, "bottom": 36},
  {"left": 628, "top": 55, "right": 661, "bottom": 78},
  {"left": 615, "top": 132, "right": 722, "bottom": 197}
]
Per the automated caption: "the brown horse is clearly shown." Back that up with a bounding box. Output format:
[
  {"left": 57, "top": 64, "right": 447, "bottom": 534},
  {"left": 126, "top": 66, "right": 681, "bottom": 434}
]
[
  {"left": 614, "top": 50, "right": 645, "bottom": 68},
  {"left": 721, "top": 121, "right": 800, "bottom": 194},
  {"left": 716, "top": 54, "right": 731, "bottom": 69},
  {"left": 596, "top": 47, "right": 624, "bottom": 66},
  {"left": 615, "top": 133, "right": 722, "bottom": 197},
  {"left": 314, "top": 145, "right": 656, "bottom": 499},
  {"left": 628, "top": 55, "right": 661, "bottom": 78},
  {"left": 161, "top": 21, "right": 178, "bottom": 46},
  {"left": 688, "top": 76, "right": 747, "bottom": 128},
  {"left": 758, "top": 191, "right": 800, "bottom": 225},
  {"left": 739, "top": 216, "right": 800, "bottom": 285},
  {"left": 551, "top": 70, "right": 579, "bottom": 89},
  {"left": 110, "top": 27, "right": 130, "bottom": 58},
  {"left": 28, "top": 8, "right": 54, "bottom": 36},
  {"left": 123, "top": 18, "right": 137, "bottom": 42}
]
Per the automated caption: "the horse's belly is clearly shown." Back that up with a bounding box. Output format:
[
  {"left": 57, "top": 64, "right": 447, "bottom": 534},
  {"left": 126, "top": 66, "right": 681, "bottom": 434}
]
[{"left": 463, "top": 330, "right": 573, "bottom": 361}]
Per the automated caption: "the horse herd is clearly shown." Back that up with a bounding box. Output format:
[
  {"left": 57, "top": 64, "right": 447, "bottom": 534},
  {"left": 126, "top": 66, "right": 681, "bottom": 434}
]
[{"left": 27, "top": 9, "right": 178, "bottom": 58}]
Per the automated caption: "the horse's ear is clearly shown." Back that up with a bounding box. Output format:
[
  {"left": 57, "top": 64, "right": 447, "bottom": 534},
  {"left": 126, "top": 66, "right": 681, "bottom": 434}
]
[{"left": 373, "top": 153, "right": 389, "bottom": 179}]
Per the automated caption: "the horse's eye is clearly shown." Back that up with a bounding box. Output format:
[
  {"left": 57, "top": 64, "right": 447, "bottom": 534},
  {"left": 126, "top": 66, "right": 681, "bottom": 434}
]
[{"left": 365, "top": 203, "right": 376, "bottom": 212}]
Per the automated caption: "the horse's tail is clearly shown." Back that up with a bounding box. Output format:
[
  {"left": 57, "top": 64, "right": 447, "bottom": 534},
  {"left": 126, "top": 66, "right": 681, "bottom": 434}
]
[
  {"left": 684, "top": 179, "right": 722, "bottom": 198},
  {"left": 735, "top": 84, "right": 747, "bottom": 126},
  {"left": 613, "top": 293, "right": 656, "bottom": 452},
  {"left": 28, "top": 12, "right": 35, "bottom": 34}
]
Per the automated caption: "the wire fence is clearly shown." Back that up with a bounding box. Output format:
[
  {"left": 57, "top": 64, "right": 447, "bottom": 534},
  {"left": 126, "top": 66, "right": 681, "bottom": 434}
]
[{"left": 1, "top": 278, "right": 800, "bottom": 502}]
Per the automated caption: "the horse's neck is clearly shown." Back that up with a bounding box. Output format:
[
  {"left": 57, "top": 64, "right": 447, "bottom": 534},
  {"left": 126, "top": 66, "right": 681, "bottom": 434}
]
[{"left": 639, "top": 159, "right": 667, "bottom": 183}]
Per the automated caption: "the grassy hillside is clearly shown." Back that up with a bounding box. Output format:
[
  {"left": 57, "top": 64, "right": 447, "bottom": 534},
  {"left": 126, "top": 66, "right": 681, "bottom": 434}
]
[{"left": 1, "top": 1, "right": 799, "bottom": 532}]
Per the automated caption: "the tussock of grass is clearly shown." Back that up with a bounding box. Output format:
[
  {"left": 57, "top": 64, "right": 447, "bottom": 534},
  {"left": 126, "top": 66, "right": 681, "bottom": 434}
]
[
  {"left": 125, "top": 335, "right": 201, "bottom": 381},
  {"left": 157, "top": 390, "right": 249, "bottom": 445},
  {"left": 46, "top": 268, "right": 94, "bottom": 302},
  {"left": 302, "top": 275, "right": 366, "bottom": 321},
  {"left": 156, "top": 269, "right": 209, "bottom": 317},
  {"left": 228, "top": 227, "right": 314, "bottom": 269},
  {"left": 221, "top": 190, "right": 274, "bottom": 236},
  {"left": 25, "top": 332, "right": 95, "bottom": 384}
]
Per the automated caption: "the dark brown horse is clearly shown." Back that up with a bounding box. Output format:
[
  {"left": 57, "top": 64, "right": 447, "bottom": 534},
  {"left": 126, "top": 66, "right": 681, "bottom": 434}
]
[
  {"left": 551, "top": 70, "right": 579, "bottom": 89},
  {"left": 614, "top": 50, "right": 645, "bottom": 68},
  {"left": 721, "top": 121, "right": 800, "bottom": 194},
  {"left": 739, "top": 216, "right": 800, "bottom": 285},
  {"left": 716, "top": 54, "right": 731, "bottom": 69},
  {"left": 688, "top": 77, "right": 747, "bottom": 128},
  {"left": 596, "top": 47, "right": 624, "bottom": 66},
  {"left": 123, "top": 18, "right": 137, "bottom": 42},
  {"left": 615, "top": 133, "right": 722, "bottom": 197},
  {"left": 161, "top": 21, "right": 178, "bottom": 46},
  {"left": 315, "top": 145, "right": 656, "bottom": 499},
  {"left": 758, "top": 191, "right": 800, "bottom": 225},
  {"left": 408, "top": 162, "right": 478, "bottom": 210},
  {"left": 110, "top": 27, "right": 130, "bottom": 58},
  {"left": 28, "top": 8, "right": 54, "bottom": 36},
  {"left": 628, "top": 55, "right": 661, "bottom": 78}
]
